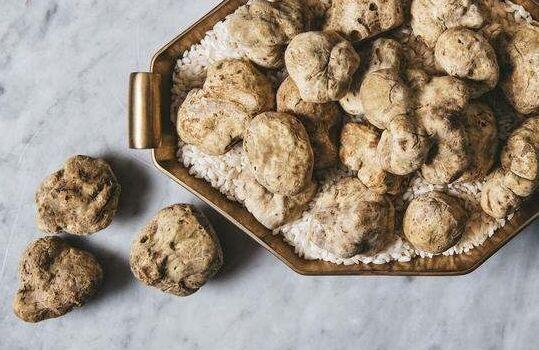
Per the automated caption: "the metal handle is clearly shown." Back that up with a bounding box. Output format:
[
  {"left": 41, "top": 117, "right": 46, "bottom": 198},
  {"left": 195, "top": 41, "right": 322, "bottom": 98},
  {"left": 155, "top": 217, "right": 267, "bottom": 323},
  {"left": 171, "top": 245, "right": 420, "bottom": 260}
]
[{"left": 128, "top": 72, "right": 162, "bottom": 149}]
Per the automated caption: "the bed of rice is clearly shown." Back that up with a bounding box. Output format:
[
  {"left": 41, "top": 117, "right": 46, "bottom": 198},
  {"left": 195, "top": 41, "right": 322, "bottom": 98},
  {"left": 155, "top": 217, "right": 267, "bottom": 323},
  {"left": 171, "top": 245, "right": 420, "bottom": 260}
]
[{"left": 171, "top": 0, "right": 533, "bottom": 265}]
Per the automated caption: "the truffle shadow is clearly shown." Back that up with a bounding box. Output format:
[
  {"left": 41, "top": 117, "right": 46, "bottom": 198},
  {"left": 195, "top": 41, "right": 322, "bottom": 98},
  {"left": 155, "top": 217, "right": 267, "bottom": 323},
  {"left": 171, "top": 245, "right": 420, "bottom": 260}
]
[
  {"left": 201, "top": 205, "right": 261, "bottom": 282},
  {"left": 102, "top": 154, "right": 153, "bottom": 222}
]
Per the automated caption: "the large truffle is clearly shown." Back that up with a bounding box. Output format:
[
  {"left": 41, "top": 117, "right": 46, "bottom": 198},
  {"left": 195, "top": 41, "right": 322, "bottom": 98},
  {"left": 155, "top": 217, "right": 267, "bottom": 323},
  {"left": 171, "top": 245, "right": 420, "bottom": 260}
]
[
  {"left": 130, "top": 204, "right": 223, "bottom": 296},
  {"left": 177, "top": 59, "right": 275, "bottom": 155},
  {"left": 435, "top": 28, "right": 499, "bottom": 95},
  {"left": 411, "top": 0, "right": 485, "bottom": 47},
  {"left": 324, "top": 0, "right": 405, "bottom": 42},
  {"left": 311, "top": 177, "right": 395, "bottom": 258},
  {"left": 403, "top": 191, "right": 468, "bottom": 254},
  {"left": 13, "top": 237, "right": 103, "bottom": 323},
  {"left": 227, "top": 0, "right": 311, "bottom": 68},
  {"left": 243, "top": 112, "right": 314, "bottom": 196},
  {"left": 360, "top": 68, "right": 430, "bottom": 175},
  {"left": 36, "top": 155, "right": 121, "bottom": 236},
  {"left": 285, "top": 31, "right": 360, "bottom": 103},
  {"left": 498, "top": 24, "right": 539, "bottom": 115},
  {"left": 277, "top": 77, "right": 342, "bottom": 169}
]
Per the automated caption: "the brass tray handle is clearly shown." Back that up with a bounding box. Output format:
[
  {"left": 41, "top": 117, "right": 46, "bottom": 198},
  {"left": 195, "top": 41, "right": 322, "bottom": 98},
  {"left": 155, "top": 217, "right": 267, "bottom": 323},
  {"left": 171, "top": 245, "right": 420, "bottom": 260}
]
[{"left": 128, "top": 72, "right": 163, "bottom": 149}]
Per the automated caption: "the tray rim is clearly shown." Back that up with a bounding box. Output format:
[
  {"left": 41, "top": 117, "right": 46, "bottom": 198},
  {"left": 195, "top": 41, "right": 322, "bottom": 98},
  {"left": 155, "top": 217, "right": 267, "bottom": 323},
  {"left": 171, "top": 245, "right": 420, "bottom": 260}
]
[{"left": 137, "top": 0, "right": 539, "bottom": 276}]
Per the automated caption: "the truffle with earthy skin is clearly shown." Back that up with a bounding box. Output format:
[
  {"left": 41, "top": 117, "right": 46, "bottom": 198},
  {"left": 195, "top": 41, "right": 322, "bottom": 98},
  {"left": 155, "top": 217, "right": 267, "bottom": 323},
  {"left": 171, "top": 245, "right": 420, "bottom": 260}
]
[
  {"left": 36, "top": 155, "right": 121, "bottom": 236},
  {"left": 324, "top": 0, "right": 405, "bottom": 42},
  {"left": 277, "top": 77, "right": 342, "bottom": 169},
  {"left": 243, "top": 112, "right": 314, "bottom": 196},
  {"left": 13, "top": 237, "right": 103, "bottom": 323},
  {"left": 339, "top": 122, "right": 405, "bottom": 194},
  {"left": 435, "top": 28, "right": 499, "bottom": 96},
  {"left": 236, "top": 169, "right": 318, "bottom": 230},
  {"left": 411, "top": 0, "right": 485, "bottom": 47},
  {"left": 403, "top": 191, "right": 468, "bottom": 254},
  {"left": 130, "top": 204, "right": 223, "bottom": 296},
  {"left": 498, "top": 24, "right": 539, "bottom": 115},
  {"left": 311, "top": 177, "right": 395, "bottom": 258},
  {"left": 227, "top": 0, "right": 311, "bottom": 68},
  {"left": 481, "top": 117, "right": 539, "bottom": 218},
  {"left": 360, "top": 68, "right": 430, "bottom": 175},
  {"left": 177, "top": 59, "right": 274, "bottom": 155},
  {"left": 285, "top": 31, "right": 360, "bottom": 103}
]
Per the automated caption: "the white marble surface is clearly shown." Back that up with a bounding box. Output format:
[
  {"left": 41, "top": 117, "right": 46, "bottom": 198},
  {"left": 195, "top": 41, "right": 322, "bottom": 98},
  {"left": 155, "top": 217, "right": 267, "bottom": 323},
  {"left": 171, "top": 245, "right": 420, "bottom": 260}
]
[{"left": 1, "top": 1, "right": 539, "bottom": 349}]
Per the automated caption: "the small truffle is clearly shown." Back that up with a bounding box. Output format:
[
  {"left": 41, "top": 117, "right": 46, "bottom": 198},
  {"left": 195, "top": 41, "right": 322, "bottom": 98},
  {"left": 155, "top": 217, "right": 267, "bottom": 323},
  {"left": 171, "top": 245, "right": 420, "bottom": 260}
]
[
  {"left": 130, "top": 204, "right": 223, "bottom": 296},
  {"left": 243, "top": 112, "right": 314, "bottom": 196},
  {"left": 285, "top": 31, "right": 360, "bottom": 103},
  {"left": 277, "top": 77, "right": 342, "bottom": 169},
  {"left": 36, "top": 155, "right": 121, "bottom": 236},
  {"left": 311, "top": 177, "right": 395, "bottom": 258},
  {"left": 13, "top": 237, "right": 103, "bottom": 323},
  {"left": 403, "top": 191, "right": 468, "bottom": 254}
]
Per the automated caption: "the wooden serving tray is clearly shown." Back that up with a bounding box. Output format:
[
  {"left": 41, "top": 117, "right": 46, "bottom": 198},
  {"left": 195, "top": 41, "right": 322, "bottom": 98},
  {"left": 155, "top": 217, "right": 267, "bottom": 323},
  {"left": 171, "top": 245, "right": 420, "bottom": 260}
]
[{"left": 128, "top": 0, "right": 539, "bottom": 275}]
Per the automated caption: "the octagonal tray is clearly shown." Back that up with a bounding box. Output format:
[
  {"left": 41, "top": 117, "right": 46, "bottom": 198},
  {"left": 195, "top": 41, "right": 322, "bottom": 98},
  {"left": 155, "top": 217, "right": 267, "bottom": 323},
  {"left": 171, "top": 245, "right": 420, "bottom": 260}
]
[{"left": 128, "top": 0, "right": 539, "bottom": 275}]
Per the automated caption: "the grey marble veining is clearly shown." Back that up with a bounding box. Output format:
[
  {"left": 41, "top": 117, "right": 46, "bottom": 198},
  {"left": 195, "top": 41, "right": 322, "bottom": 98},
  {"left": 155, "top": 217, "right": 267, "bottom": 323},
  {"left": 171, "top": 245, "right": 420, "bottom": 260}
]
[{"left": 1, "top": 1, "right": 539, "bottom": 349}]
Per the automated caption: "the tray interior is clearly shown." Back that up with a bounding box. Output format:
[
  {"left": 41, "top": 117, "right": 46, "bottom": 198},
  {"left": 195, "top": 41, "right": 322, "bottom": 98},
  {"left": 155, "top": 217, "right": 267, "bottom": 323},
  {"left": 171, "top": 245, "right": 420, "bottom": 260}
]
[{"left": 147, "top": 0, "right": 539, "bottom": 275}]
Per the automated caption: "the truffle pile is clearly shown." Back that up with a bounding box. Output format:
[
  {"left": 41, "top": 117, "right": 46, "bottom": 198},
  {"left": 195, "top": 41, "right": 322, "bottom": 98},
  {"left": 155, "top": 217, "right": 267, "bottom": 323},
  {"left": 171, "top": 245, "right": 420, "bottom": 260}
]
[{"left": 173, "top": 0, "right": 539, "bottom": 264}]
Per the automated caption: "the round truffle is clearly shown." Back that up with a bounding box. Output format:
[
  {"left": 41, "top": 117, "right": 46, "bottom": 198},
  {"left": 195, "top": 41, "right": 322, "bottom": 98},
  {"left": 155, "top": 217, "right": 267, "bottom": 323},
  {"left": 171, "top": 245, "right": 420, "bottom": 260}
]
[
  {"left": 311, "top": 177, "right": 395, "bottom": 258},
  {"left": 403, "top": 191, "right": 468, "bottom": 254},
  {"left": 35, "top": 155, "right": 121, "bottom": 235},
  {"left": 285, "top": 31, "right": 360, "bottom": 103},
  {"left": 130, "top": 204, "right": 223, "bottom": 297},
  {"left": 435, "top": 28, "right": 499, "bottom": 95},
  {"left": 277, "top": 77, "right": 342, "bottom": 169},
  {"left": 243, "top": 112, "right": 314, "bottom": 196},
  {"left": 13, "top": 237, "right": 103, "bottom": 323}
]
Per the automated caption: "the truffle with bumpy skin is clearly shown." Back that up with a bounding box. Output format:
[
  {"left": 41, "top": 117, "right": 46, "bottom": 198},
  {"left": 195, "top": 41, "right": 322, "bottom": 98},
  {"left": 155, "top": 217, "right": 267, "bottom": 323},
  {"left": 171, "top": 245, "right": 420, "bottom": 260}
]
[
  {"left": 411, "top": 0, "right": 485, "bottom": 47},
  {"left": 498, "top": 24, "right": 539, "bottom": 115},
  {"left": 36, "top": 155, "right": 121, "bottom": 236},
  {"left": 236, "top": 169, "right": 318, "bottom": 230},
  {"left": 435, "top": 28, "right": 499, "bottom": 96},
  {"left": 481, "top": 117, "right": 539, "bottom": 218},
  {"left": 227, "top": 0, "right": 311, "bottom": 68},
  {"left": 177, "top": 59, "right": 274, "bottom": 155},
  {"left": 359, "top": 68, "right": 430, "bottom": 175},
  {"left": 13, "top": 237, "right": 103, "bottom": 323},
  {"left": 311, "top": 177, "right": 395, "bottom": 258},
  {"left": 285, "top": 31, "right": 360, "bottom": 103},
  {"left": 324, "top": 0, "right": 405, "bottom": 42},
  {"left": 403, "top": 191, "right": 468, "bottom": 254},
  {"left": 243, "top": 112, "right": 314, "bottom": 196},
  {"left": 277, "top": 77, "right": 342, "bottom": 169},
  {"left": 130, "top": 204, "right": 223, "bottom": 296},
  {"left": 339, "top": 122, "right": 405, "bottom": 194}
]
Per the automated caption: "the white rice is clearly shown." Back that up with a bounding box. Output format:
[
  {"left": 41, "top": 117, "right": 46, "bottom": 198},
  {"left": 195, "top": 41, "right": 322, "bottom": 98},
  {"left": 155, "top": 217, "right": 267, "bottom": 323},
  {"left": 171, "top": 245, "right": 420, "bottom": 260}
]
[{"left": 172, "top": 0, "right": 532, "bottom": 265}]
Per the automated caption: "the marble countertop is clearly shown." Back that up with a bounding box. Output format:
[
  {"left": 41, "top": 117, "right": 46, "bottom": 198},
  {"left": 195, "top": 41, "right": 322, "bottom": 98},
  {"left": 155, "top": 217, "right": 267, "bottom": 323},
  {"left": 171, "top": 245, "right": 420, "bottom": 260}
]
[{"left": 1, "top": 1, "right": 539, "bottom": 349}]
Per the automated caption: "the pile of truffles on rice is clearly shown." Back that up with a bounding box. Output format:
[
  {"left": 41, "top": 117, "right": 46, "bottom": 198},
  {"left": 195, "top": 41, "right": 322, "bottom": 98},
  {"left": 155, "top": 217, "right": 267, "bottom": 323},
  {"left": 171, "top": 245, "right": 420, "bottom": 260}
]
[{"left": 176, "top": 0, "right": 539, "bottom": 260}]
